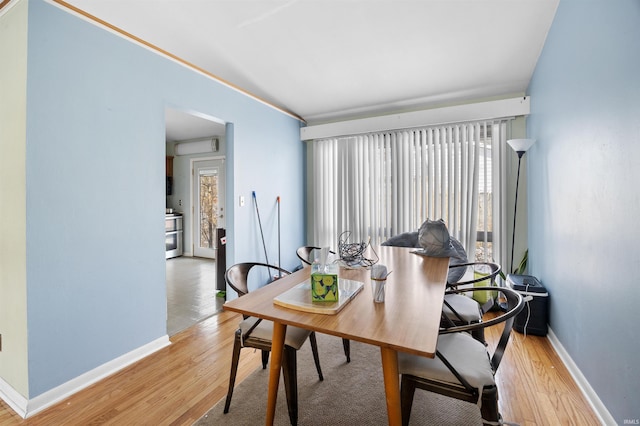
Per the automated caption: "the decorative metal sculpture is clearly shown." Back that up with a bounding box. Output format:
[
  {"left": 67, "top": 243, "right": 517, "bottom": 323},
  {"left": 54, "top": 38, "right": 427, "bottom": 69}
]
[{"left": 338, "top": 231, "right": 378, "bottom": 268}]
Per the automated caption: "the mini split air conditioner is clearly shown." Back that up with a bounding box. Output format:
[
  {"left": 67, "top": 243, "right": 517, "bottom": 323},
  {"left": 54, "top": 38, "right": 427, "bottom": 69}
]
[{"left": 174, "top": 137, "right": 219, "bottom": 156}]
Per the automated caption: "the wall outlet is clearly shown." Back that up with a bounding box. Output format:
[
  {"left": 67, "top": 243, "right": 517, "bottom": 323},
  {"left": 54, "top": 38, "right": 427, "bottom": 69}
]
[{"left": 239, "top": 196, "right": 245, "bottom": 207}]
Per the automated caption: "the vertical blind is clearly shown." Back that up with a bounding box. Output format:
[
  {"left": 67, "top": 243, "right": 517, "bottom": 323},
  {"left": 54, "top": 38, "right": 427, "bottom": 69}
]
[{"left": 311, "top": 120, "right": 509, "bottom": 264}]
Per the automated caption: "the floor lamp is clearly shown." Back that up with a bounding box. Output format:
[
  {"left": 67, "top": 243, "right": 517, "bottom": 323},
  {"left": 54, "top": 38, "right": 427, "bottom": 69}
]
[{"left": 507, "top": 138, "right": 536, "bottom": 273}]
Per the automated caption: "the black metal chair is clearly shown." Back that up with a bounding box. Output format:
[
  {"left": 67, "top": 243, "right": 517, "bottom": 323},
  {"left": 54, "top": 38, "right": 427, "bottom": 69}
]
[
  {"left": 295, "top": 246, "right": 336, "bottom": 266},
  {"left": 295, "top": 246, "right": 351, "bottom": 362},
  {"left": 442, "top": 261, "right": 501, "bottom": 343},
  {"left": 399, "top": 286, "right": 524, "bottom": 426},
  {"left": 223, "top": 262, "right": 324, "bottom": 426}
]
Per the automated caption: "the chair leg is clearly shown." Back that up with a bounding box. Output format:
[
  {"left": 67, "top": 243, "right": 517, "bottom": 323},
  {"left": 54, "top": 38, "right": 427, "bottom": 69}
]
[
  {"left": 223, "top": 330, "right": 243, "bottom": 414},
  {"left": 342, "top": 338, "right": 351, "bottom": 363},
  {"left": 261, "top": 350, "right": 269, "bottom": 369},
  {"left": 308, "top": 332, "right": 324, "bottom": 381},
  {"left": 479, "top": 387, "right": 500, "bottom": 425},
  {"left": 400, "top": 375, "right": 416, "bottom": 426},
  {"left": 282, "top": 346, "right": 298, "bottom": 426}
]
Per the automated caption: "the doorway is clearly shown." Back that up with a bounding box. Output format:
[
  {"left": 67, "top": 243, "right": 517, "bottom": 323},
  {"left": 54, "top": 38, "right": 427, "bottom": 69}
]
[
  {"left": 192, "top": 159, "right": 226, "bottom": 259},
  {"left": 165, "top": 107, "right": 228, "bottom": 336}
]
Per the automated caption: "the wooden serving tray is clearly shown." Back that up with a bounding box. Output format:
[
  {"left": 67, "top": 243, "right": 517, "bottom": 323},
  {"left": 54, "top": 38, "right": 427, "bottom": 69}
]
[{"left": 273, "top": 279, "right": 365, "bottom": 315}]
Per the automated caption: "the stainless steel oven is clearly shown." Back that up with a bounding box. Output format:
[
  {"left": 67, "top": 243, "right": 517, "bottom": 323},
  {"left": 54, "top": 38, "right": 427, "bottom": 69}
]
[{"left": 165, "top": 214, "right": 183, "bottom": 259}]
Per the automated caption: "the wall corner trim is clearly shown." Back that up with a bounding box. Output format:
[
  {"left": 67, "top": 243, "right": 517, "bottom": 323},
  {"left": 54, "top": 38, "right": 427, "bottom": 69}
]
[
  {"left": 0, "top": 0, "right": 19, "bottom": 15},
  {"left": 46, "top": 0, "right": 304, "bottom": 123}
]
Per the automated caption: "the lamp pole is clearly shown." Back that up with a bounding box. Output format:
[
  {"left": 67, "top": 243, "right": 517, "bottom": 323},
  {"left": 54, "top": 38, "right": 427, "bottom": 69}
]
[
  {"left": 506, "top": 138, "right": 535, "bottom": 274},
  {"left": 510, "top": 151, "right": 525, "bottom": 273}
]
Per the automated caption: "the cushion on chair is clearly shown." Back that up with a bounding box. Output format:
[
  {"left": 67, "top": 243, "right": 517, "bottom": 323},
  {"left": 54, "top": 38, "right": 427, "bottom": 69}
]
[
  {"left": 398, "top": 332, "right": 495, "bottom": 391},
  {"left": 239, "top": 317, "right": 312, "bottom": 350},
  {"left": 442, "top": 293, "right": 482, "bottom": 322}
]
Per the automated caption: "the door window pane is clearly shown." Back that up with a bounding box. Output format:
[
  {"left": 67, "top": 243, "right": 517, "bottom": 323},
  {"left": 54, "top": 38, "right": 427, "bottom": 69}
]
[{"left": 199, "top": 171, "right": 218, "bottom": 249}]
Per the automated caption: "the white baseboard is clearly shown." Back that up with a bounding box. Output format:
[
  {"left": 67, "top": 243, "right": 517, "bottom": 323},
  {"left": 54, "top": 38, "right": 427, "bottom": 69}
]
[
  {"left": 0, "top": 335, "right": 170, "bottom": 419},
  {"left": 0, "top": 378, "right": 28, "bottom": 418},
  {"left": 547, "top": 327, "right": 615, "bottom": 425},
  {"left": 2, "top": 327, "right": 614, "bottom": 423}
]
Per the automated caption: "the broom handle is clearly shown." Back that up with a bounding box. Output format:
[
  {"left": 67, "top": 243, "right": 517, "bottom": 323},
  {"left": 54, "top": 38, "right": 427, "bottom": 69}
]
[
  {"left": 277, "top": 196, "right": 281, "bottom": 278},
  {"left": 252, "top": 191, "right": 269, "bottom": 265}
]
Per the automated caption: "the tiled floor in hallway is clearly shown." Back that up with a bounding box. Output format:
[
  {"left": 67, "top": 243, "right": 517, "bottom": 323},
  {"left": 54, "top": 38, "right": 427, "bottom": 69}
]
[{"left": 166, "top": 256, "right": 224, "bottom": 336}]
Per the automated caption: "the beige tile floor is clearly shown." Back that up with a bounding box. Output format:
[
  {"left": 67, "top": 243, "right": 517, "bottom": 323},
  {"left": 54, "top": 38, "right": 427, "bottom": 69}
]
[{"left": 166, "top": 256, "right": 225, "bottom": 336}]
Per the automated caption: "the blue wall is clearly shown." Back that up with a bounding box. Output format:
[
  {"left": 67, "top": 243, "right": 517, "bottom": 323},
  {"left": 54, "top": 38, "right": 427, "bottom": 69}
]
[
  {"left": 24, "top": 0, "right": 304, "bottom": 398},
  {"left": 527, "top": 0, "right": 640, "bottom": 422}
]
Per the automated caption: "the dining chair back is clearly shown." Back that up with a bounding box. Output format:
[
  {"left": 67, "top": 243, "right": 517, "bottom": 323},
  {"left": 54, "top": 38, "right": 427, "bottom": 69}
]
[
  {"left": 223, "top": 262, "right": 324, "bottom": 425},
  {"left": 295, "top": 246, "right": 337, "bottom": 266},
  {"left": 399, "top": 286, "right": 524, "bottom": 425},
  {"left": 442, "top": 261, "right": 501, "bottom": 343}
]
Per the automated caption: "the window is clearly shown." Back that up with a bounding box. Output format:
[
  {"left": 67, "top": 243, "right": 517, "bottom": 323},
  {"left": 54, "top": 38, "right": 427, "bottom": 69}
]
[
  {"left": 310, "top": 120, "right": 509, "bottom": 266},
  {"left": 476, "top": 129, "right": 493, "bottom": 262}
]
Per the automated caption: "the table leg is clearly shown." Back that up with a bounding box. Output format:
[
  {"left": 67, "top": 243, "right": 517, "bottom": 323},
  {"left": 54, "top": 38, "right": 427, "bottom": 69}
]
[
  {"left": 266, "top": 321, "right": 287, "bottom": 426},
  {"left": 380, "top": 347, "right": 402, "bottom": 426}
]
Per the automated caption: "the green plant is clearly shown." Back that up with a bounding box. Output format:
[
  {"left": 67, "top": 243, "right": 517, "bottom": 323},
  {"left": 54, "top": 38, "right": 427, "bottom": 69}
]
[{"left": 499, "top": 249, "right": 528, "bottom": 280}]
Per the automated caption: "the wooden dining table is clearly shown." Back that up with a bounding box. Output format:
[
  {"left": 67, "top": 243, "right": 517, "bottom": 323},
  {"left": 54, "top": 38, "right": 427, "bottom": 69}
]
[{"left": 223, "top": 245, "right": 450, "bottom": 425}]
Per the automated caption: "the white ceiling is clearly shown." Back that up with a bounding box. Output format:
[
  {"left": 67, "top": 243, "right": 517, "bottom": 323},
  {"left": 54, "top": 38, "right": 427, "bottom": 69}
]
[
  {"left": 164, "top": 108, "right": 226, "bottom": 142},
  {"left": 65, "top": 0, "right": 559, "bottom": 137}
]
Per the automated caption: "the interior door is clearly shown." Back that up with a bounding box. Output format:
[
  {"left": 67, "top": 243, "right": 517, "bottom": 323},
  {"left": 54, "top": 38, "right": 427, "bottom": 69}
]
[{"left": 193, "top": 159, "right": 225, "bottom": 259}]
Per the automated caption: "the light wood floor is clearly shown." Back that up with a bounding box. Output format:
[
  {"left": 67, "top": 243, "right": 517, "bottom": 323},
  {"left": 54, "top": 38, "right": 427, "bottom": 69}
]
[
  {"left": 484, "top": 313, "right": 601, "bottom": 425},
  {"left": 0, "top": 308, "right": 602, "bottom": 425}
]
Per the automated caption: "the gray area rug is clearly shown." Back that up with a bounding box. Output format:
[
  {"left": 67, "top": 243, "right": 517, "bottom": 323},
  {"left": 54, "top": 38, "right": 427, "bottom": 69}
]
[{"left": 194, "top": 332, "right": 483, "bottom": 425}]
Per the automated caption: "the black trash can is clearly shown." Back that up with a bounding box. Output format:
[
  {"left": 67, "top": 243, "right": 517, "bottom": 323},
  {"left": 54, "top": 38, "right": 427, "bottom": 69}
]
[
  {"left": 216, "top": 228, "right": 227, "bottom": 293},
  {"left": 507, "top": 274, "right": 549, "bottom": 336}
]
